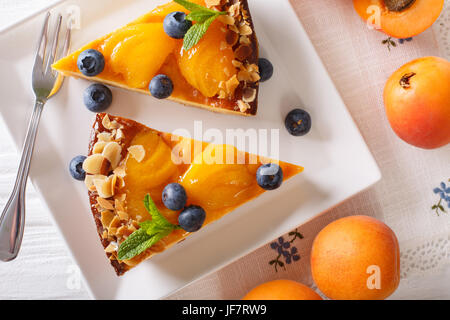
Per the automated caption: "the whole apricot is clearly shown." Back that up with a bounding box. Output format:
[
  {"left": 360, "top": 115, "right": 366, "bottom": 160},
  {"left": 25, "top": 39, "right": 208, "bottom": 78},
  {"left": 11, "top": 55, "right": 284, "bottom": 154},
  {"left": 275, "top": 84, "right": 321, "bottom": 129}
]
[
  {"left": 311, "top": 216, "right": 400, "bottom": 300},
  {"left": 353, "top": 0, "right": 444, "bottom": 38},
  {"left": 243, "top": 280, "right": 322, "bottom": 300},
  {"left": 384, "top": 56, "right": 450, "bottom": 149}
]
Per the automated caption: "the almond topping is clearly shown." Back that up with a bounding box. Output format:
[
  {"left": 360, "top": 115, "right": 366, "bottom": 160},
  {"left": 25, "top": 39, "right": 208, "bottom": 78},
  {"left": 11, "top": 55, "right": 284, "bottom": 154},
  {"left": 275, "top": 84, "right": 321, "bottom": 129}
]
[
  {"left": 218, "top": 15, "right": 235, "bottom": 25},
  {"left": 228, "top": 3, "right": 240, "bottom": 17},
  {"left": 117, "top": 211, "right": 129, "bottom": 221},
  {"left": 205, "top": 0, "right": 220, "bottom": 7},
  {"left": 235, "top": 44, "right": 252, "bottom": 61},
  {"left": 102, "top": 142, "right": 122, "bottom": 169},
  {"left": 92, "top": 141, "right": 107, "bottom": 154},
  {"left": 104, "top": 243, "right": 117, "bottom": 253},
  {"left": 85, "top": 174, "right": 106, "bottom": 190},
  {"left": 94, "top": 175, "right": 114, "bottom": 199},
  {"left": 83, "top": 154, "right": 110, "bottom": 175},
  {"left": 229, "top": 24, "right": 239, "bottom": 33},
  {"left": 239, "top": 24, "right": 252, "bottom": 36},
  {"left": 239, "top": 35, "right": 251, "bottom": 45},
  {"left": 109, "top": 216, "right": 121, "bottom": 229},
  {"left": 101, "top": 211, "right": 115, "bottom": 229},
  {"left": 232, "top": 59, "right": 243, "bottom": 68},
  {"left": 97, "top": 132, "right": 112, "bottom": 142},
  {"left": 243, "top": 87, "right": 257, "bottom": 103},
  {"left": 226, "top": 74, "right": 240, "bottom": 96},
  {"left": 115, "top": 128, "right": 124, "bottom": 140},
  {"left": 128, "top": 145, "right": 145, "bottom": 163},
  {"left": 237, "top": 100, "right": 250, "bottom": 113},
  {"left": 97, "top": 197, "right": 115, "bottom": 210}
]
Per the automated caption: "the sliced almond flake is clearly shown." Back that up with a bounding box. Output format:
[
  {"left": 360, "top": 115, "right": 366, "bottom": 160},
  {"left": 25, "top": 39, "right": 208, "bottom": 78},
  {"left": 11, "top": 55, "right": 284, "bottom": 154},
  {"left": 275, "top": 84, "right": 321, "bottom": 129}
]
[
  {"left": 84, "top": 174, "right": 106, "bottom": 190},
  {"left": 239, "top": 35, "right": 251, "bottom": 45},
  {"left": 101, "top": 211, "right": 115, "bottom": 229},
  {"left": 243, "top": 87, "right": 257, "bottom": 103},
  {"left": 218, "top": 15, "right": 235, "bottom": 25},
  {"left": 229, "top": 24, "right": 239, "bottom": 33},
  {"left": 92, "top": 141, "right": 107, "bottom": 154},
  {"left": 109, "top": 216, "right": 121, "bottom": 230},
  {"left": 205, "top": 0, "right": 220, "bottom": 7},
  {"left": 128, "top": 145, "right": 145, "bottom": 163},
  {"left": 116, "top": 193, "right": 126, "bottom": 202},
  {"left": 239, "top": 24, "right": 252, "bottom": 36},
  {"left": 108, "top": 227, "right": 118, "bottom": 237},
  {"left": 113, "top": 162, "right": 127, "bottom": 178},
  {"left": 232, "top": 59, "right": 243, "bottom": 68},
  {"left": 228, "top": 3, "right": 240, "bottom": 17},
  {"left": 97, "top": 132, "right": 112, "bottom": 142},
  {"left": 250, "top": 71, "right": 261, "bottom": 82},
  {"left": 115, "top": 199, "right": 125, "bottom": 212},
  {"left": 97, "top": 197, "right": 115, "bottom": 210},
  {"left": 101, "top": 115, "right": 111, "bottom": 129},
  {"left": 115, "top": 128, "right": 124, "bottom": 140},
  {"left": 94, "top": 175, "right": 114, "bottom": 199},
  {"left": 104, "top": 243, "right": 117, "bottom": 253},
  {"left": 101, "top": 230, "right": 108, "bottom": 239},
  {"left": 235, "top": 44, "right": 252, "bottom": 61},
  {"left": 102, "top": 142, "right": 122, "bottom": 169},
  {"left": 237, "top": 100, "right": 250, "bottom": 113},
  {"left": 247, "top": 63, "right": 259, "bottom": 73},
  {"left": 117, "top": 210, "right": 129, "bottom": 221},
  {"left": 238, "top": 69, "right": 252, "bottom": 82},
  {"left": 82, "top": 154, "right": 110, "bottom": 175},
  {"left": 226, "top": 74, "right": 239, "bottom": 96}
]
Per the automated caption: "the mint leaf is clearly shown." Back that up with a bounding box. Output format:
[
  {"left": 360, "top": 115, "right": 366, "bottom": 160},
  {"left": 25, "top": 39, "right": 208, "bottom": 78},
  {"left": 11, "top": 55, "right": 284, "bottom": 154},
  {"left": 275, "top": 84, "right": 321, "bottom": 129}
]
[
  {"left": 117, "top": 194, "right": 179, "bottom": 261},
  {"left": 183, "top": 14, "right": 218, "bottom": 51},
  {"left": 143, "top": 194, "right": 173, "bottom": 229},
  {"left": 173, "top": 0, "right": 218, "bottom": 14},
  {"left": 173, "top": 0, "right": 227, "bottom": 51},
  {"left": 117, "top": 228, "right": 154, "bottom": 260},
  {"left": 186, "top": 11, "right": 217, "bottom": 23}
]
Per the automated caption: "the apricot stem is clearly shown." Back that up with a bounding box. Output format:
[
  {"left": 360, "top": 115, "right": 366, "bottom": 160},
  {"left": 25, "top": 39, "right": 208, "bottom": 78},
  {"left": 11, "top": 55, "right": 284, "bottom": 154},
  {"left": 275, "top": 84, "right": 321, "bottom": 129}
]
[
  {"left": 385, "top": 0, "right": 416, "bottom": 12},
  {"left": 399, "top": 72, "right": 416, "bottom": 89}
]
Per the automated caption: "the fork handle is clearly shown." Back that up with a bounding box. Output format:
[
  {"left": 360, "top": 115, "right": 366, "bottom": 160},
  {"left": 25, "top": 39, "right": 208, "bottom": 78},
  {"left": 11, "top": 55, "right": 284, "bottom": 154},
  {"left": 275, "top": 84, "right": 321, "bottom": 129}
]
[{"left": 0, "top": 100, "right": 45, "bottom": 261}]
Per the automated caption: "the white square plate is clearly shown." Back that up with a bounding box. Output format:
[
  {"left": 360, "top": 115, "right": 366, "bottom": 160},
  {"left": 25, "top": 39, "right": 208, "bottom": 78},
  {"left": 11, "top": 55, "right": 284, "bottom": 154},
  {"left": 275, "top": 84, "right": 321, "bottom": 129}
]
[{"left": 0, "top": 0, "right": 381, "bottom": 299}]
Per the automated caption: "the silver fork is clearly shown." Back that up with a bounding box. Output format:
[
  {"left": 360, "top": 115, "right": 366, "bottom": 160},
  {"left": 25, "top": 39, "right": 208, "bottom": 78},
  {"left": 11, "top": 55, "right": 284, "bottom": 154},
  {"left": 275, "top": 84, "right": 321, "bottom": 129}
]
[{"left": 0, "top": 12, "right": 71, "bottom": 262}]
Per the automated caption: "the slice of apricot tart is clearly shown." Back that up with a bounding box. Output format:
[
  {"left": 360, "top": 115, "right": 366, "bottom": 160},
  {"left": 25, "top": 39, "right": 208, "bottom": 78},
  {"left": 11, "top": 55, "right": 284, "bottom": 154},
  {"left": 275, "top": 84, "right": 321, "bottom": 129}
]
[
  {"left": 53, "top": 0, "right": 261, "bottom": 115},
  {"left": 83, "top": 113, "right": 303, "bottom": 275}
]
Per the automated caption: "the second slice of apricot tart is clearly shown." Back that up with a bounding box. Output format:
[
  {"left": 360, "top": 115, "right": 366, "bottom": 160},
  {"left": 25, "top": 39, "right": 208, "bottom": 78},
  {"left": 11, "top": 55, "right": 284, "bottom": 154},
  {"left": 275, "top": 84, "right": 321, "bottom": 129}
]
[
  {"left": 53, "top": 0, "right": 261, "bottom": 115},
  {"left": 83, "top": 113, "right": 303, "bottom": 275}
]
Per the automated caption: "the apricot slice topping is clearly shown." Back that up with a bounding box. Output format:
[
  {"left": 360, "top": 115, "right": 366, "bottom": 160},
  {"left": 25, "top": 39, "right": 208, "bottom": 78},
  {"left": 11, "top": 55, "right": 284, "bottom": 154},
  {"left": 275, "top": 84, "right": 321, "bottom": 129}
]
[{"left": 104, "top": 23, "right": 177, "bottom": 88}]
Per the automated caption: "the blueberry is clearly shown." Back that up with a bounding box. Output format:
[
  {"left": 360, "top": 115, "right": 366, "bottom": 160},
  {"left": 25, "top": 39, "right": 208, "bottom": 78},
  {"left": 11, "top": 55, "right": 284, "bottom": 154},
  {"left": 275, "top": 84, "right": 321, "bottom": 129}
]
[
  {"left": 83, "top": 84, "right": 113, "bottom": 112},
  {"left": 162, "top": 183, "right": 187, "bottom": 211},
  {"left": 163, "top": 12, "right": 192, "bottom": 39},
  {"left": 149, "top": 74, "right": 173, "bottom": 99},
  {"left": 256, "top": 163, "right": 283, "bottom": 190},
  {"left": 77, "top": 49, "right": 105, "bottom": 77},
  {"left": 178, "top": 205, "right": 206, "bottom": 232},
  {"left": 69, "top": 155, "right": 87, "bottom": 181},
  {"left": 258, "top": 58, "right": 273, "bottom": 82},
  {"left": 285, "top": 109, "right": 312, "bottom": 136}
]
